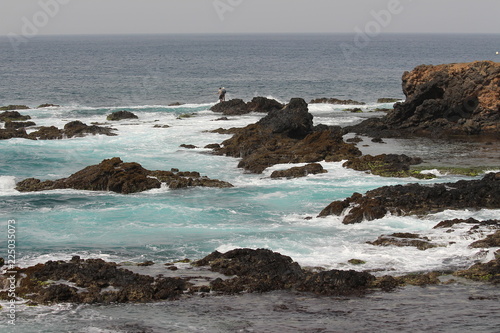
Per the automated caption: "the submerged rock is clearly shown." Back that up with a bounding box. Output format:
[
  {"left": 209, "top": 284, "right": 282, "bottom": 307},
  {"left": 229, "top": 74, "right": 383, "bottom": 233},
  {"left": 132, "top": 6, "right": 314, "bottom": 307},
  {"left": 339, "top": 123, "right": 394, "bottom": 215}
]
[
  {"left": 347, "top": 61, "right": 500, "bottom": 139},
  {"left": 318, "top": 172, "right": 500, "bottom": 224},
  {"left": 107, "top": 110, "right": 139, "bottom": 121},
  {"left": 1, "top": 121, "right": 116, "bottom": 140},
  {"left": 270, "top": 163, "right": 327, "bottom": 179},
  {"left": 342, "top": 154, "right": 429, "bottom": 178},
  {"left": 16, "top": 157, "right": 233, "bottom": 194},
  {"left": 367, "top": 233, "right": 439, "bottom": 250}
]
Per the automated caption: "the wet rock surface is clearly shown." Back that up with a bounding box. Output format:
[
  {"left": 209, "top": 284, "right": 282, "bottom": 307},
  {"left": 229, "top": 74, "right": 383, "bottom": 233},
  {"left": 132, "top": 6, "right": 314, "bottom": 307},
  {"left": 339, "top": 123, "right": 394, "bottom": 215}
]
[
  {"left": 310, "top": 98, "right": 365, "bottom": 105},
  {"left": 1, "top": 120, "right": 116, "bottom": 140},
  {"left": 347, "top": 61, "right": 500, "bottom": 139},
  {"left": 16, "top": 157, "right": 233, "bottom": 194},
  {"left": 367, "top": 233, "right": 439, "bottom": 251},
  {"left": 107, "top": 110, "right": 139, "bottom": 121},
  {"left": 270, "top": 163, "right": 327, "bottom": 179},
  {"left": 318, "top": 172, "right": 500, "bottom": 224},
  {"left": 342, "top": 154, "right": 426, "bottom": 178},
  {"left": 213, "top": 98, "right": 361, "bottom": 173},
  {"left": 210, "top": 97, "right": 284, "bottom": 115}
]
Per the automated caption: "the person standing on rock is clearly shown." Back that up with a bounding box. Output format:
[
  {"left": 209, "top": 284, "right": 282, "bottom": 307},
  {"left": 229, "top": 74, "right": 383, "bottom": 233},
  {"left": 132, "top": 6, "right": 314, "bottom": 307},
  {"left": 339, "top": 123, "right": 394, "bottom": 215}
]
[{"left": 218, "top": 87, "right": 226, "bottom": 103}]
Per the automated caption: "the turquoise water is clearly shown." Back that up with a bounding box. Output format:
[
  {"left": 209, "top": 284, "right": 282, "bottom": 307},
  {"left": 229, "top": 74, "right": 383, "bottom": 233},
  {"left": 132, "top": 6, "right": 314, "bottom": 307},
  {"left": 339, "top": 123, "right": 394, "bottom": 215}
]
[{"left": 1, "top": 34, "right": 499, "bottom": 332}]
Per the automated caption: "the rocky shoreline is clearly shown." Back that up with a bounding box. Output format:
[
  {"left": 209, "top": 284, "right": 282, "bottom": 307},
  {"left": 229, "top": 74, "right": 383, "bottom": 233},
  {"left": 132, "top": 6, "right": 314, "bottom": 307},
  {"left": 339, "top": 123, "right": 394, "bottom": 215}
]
[{"left": 2, "top": 61, "right": 499, "bottom": 305}]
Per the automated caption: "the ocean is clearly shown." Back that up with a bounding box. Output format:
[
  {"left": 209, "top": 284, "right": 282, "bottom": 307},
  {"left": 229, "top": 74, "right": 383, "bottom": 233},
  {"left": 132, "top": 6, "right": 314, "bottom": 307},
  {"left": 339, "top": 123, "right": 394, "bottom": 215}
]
[{"left": 1, "top": 33, "right": 499, "bottom": 332}]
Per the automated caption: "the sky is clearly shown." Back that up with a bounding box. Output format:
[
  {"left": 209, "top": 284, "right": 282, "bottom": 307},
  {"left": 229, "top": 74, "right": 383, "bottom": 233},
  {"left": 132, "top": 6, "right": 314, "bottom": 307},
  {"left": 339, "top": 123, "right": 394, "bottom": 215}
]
[{"left": 1, "top": 0, "right": 499, "bottom": 36}]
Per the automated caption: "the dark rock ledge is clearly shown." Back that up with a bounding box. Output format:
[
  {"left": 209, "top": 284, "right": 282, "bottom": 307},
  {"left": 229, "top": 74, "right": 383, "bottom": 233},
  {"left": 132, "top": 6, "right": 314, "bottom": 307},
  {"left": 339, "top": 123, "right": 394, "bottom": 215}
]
[
  {"left": 1, "top": 245, "right": 498, "bottom": 305},
  {"left": 210, "top": 97, "right": 284, "bottom": 115},
  {"left": 15, "top": 157, "right": 233, "bottom": 194},
  {"left": 346, "top": 61, "right": 500, "bottom": 139},
  {"left": 1, "top": 120, "right": 116, "bottom": 140},
  {"left": 209, "top": 98, "right": 429, "bottom": 178},
  {"left": 318, "top": 172, "right": 500, "bottom": 224}
]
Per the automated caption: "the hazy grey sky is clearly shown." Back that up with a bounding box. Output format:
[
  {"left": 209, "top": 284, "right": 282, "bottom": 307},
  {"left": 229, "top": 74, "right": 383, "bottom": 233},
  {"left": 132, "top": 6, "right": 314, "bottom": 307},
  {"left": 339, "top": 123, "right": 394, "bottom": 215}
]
[{"left": 1, "top": 0, "right": 499, "bottom": 36}]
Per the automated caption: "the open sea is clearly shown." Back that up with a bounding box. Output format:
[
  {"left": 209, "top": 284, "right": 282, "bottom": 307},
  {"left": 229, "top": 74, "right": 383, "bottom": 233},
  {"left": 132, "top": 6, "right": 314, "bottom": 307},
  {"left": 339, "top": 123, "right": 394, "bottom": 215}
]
[{"left": 1, "top": 33, "right": 500, "bottom": 332}]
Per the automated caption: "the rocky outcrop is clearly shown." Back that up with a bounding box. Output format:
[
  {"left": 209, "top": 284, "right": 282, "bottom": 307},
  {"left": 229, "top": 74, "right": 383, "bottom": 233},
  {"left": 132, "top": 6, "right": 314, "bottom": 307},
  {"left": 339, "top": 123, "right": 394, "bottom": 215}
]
[
  {"left": 63, "top": 121, "right": 117, "bottom": 138},
  {"left": 367, "top": 233, "right": 439, "bottom": 250},
  {"left": 246, "top": 97, "right": 284, "bottom": 113},
  {"left": 347, "top": 61, "right": 500, "bottom": 138},
  {"left": 210, "top": 97, "right": 284, "bottom": 115},
  {"left": 310, "top": 98, "right": 365, "bottom": 105},
  {"left": 454, "top": 256, "right": 500, "bottom": 283},
  {"left": 318, "top": 172, "right": 500, "bottom": 224},
  {"left": 106, "top": 110, "right": 139, "bottom": 121},
  {"left": 0, "top": 111, "right": 31, "bottom": 122},
  {"left": 342, "top": 154, "right": 429, "bottom": 178},
  {"left": 0, "top": 105, "right": 30, "bottom": 111},
  {"left": 213, "top": 98, "right": 361, "bottom": 173},
  {"left": 37, "top": 104, "right": 60, "bottom": 108},
  {"left": 4, "top": 121, "right": 36, "bottom": 129},
  {"left": 1, "top": 121, "right": 116, "bottom": 140},
  {"left": 270, "top": 163, "right": 327, "bottom": 179},
  {"left": 0, "top": 256, "right": 187, "bottom": 304},
  {"left": 16, "top": 157, "right": 233, "bottom": 194},
  {"left": 194, "top": 248, "right": 375, "bottom": 296}
]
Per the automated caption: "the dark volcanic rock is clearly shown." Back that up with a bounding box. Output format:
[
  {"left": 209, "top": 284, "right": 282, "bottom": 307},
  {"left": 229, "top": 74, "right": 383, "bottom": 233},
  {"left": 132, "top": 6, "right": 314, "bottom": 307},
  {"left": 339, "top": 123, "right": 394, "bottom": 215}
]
[
  {"left": 16, "top": 157, "right": 233, "bottom": 194},
  {"left": 342, "top": 154, "right": 426, "bottom": 178},
  {"left": 0, "top": 257, "right": 187, "bottom": 304},
  {"left": 246, "top": 97, "right": 284, "bottom": 113},
  {"left": 28, "top": 126, "right": 64, "bottom": 140},
  {"left": 0, "top": 111, "right": 31, "bottom": 122},
  {"left": 107, "top": 110, "right": 139, "bottom": 121},
  {"left": 0, "top": 105, "right": 30, "bottom": 112},
  {"left": 469, "top": 230, "right": 500, "bottom": 248},
  {"left": 213, "top": 98, "right": 361, "bottom": 173},
  {"left": 270, "top": 163, "right": 327, "bottom": 179},
  {"left": 0, "top": 128, "right": 29, "bottom": 140},
  {"left": 310, "top": 98, "right": 365, "bottom": 105},
  {"left": 367, "top": 233, "right": 439, "bottom": 250},
  {"left": 318, "top": 172, "right": 500, "bottom": 224},
  {"left": 210, "top": 99, "right": 249, "bottom": 115},
  {"left": 210, "top": 97, "right": 283, "bottom": 115},
  {"left": 454, "top": 256, "right": 500, "bottom": 283},
  {"left": 347, "top": 61, "right": 500, "bottom": 138},
  {"left": 1, "top": 121, "right": 115, "bottom": 140},
  {"left": 194, "top": 248, "right": 375, "bottom": 296},
  {"left": 63, "top": 120, "right": 117, "bottom": 138},
  {"left": 37, "top": 104, "right": 60, "bottom": 108},
  {"left": 4, "top": 121, "right": 36, "bottom": 129}
]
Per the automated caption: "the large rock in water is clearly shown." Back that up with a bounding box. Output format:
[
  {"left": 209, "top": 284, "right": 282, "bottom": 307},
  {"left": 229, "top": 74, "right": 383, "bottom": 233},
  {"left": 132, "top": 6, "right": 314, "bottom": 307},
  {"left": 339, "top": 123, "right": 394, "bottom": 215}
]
[
  {"left": 209, "top": 97, "right": 284, "bottom": 115},
  {"left": 213, "top": 98, "right": 361, "bottom": 173},
  {"left": 318, "top": 172, "right": 500, "bottom": 224},
  {"left": 348, "top": 61, "right": 500, "bottom": 138},
  {"left": 16, "top": 157, "right": 233, "bottom": 194}
]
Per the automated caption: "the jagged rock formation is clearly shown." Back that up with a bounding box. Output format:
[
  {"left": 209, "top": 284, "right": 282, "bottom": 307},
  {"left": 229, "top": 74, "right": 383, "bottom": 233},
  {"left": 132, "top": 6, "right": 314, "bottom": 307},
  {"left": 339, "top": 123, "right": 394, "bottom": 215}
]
[
  {"left": 213, "top": 98, "right": 361, "bottom": 173},
  {"left": 209, "top": 97, "right": 284, "bottom": 115},
  {"left": 318, "top": 172, "right": 500, "bottom": 224},
  {"left": 347, "top": 61, "right": 500, "bottom": 138},
  {"left": 16, "top": 157, "right": 233, "bottom": 194}
]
